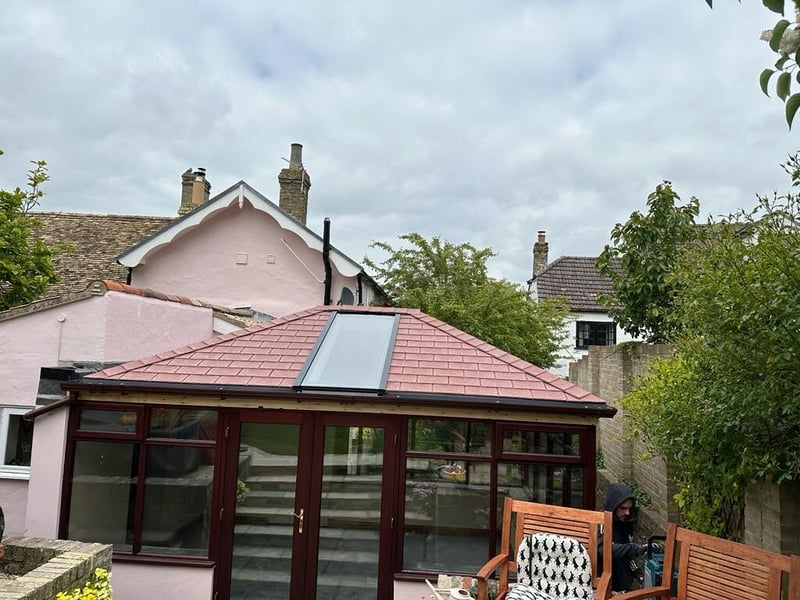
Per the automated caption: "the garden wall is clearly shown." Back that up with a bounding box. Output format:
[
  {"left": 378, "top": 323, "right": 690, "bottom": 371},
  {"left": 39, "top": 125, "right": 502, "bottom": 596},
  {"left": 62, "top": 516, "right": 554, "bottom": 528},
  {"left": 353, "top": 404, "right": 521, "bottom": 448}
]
[{"left": 0, "top": 536, "right": 111, "bottom": 599}]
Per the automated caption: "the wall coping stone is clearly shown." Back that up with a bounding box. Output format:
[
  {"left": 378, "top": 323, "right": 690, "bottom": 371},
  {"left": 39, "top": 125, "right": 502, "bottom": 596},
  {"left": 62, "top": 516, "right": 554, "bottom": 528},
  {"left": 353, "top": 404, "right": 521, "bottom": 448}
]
[{"left": 0, "top": 537, "right": 111, "bottom": 600}]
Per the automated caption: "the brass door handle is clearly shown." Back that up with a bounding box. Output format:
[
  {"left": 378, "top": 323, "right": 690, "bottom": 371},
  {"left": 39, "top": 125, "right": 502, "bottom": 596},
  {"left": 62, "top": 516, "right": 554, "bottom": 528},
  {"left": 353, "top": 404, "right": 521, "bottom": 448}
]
[{"left": 292, "top": 508, "right": 304, "bottom": 533}]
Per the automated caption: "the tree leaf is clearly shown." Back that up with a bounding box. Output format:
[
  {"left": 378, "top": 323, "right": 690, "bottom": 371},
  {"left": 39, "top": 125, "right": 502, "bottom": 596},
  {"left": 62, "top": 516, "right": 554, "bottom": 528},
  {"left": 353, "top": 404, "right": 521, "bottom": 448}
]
[
  {"left": 770, "top": 19, "right": 791, "bottom": 52},
  {"left": 785, "top": 93, "right": 800, "bottom": 128},
  {"left": 775, "top": 54, "right": 790, "bottom": 69},
  {"left": 704, "top": 0, "right": 712, "bottom": 7},
  {"left": 777, "top": 71, "right": 792, "bottom": 100},
  {"left": 760, "top": 68, "right": 776, "bottom": 96},
  {"left": 763, "top": 0, "right": 785, "bottom": 15}
]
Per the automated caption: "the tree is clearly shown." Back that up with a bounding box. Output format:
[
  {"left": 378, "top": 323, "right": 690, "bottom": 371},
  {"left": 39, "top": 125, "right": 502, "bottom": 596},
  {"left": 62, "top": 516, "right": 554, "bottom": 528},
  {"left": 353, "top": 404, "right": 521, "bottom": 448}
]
[
  {"left": 622, "top": 155, "right": 800, "bottom": 537},
  {"left": 364, "top": 233, "right": 569, "bottom": 368},
  {"left": 595, "top": 181, "right": 699, "bottom": 343},
  {"left": 705, "top": 0, "right": 800, "bottom": 128},
  {"left": 0, "top": 151, "right": 60, "bottom": 310}
]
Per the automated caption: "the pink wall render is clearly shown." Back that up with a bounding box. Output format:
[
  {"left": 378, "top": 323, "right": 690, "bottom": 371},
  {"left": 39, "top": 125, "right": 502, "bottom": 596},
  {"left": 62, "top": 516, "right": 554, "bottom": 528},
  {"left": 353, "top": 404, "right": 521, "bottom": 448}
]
[
  {"left": 2, "top": 290, "right": 219, "bottom": 538},
  {"left": 130, "top": 199, "right": 366, "bottom": 317},
  {"left": 111, "top": 563, "right": 214, "bottom": 600}
]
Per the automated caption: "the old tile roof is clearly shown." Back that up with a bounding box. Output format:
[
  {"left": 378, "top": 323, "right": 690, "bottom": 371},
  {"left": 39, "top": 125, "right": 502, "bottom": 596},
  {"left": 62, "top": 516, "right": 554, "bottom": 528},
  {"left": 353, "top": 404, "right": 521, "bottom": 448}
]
[
  {"left": 30, "top": 212, "right": 174, "bottom": 298},
  {"left": 535, "top": 256, "right": 621, "bottom": 313},
  {"left": 85, "top": 305, "right": 607, "bottom": 407},
  {"left": 0, "top": 279, "right": 260, "bottom": 327}
]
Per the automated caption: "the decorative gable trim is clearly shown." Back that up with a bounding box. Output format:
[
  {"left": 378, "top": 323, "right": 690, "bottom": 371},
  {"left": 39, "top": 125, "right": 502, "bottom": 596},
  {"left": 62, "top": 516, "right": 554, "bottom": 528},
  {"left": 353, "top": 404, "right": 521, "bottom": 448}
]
[{"left": 116, "top": 181, "right": 364, "bottom": 277}]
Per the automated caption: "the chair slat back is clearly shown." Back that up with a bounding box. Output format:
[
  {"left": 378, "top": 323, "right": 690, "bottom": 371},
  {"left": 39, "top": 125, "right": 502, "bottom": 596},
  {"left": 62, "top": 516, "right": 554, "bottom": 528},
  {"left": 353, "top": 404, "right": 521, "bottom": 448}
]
[
  {"left": 500, "top": 498, "right": 613, "bottom": 591},
  {"left": 672, "top": 525, "right": 795, "bottom": 600}
]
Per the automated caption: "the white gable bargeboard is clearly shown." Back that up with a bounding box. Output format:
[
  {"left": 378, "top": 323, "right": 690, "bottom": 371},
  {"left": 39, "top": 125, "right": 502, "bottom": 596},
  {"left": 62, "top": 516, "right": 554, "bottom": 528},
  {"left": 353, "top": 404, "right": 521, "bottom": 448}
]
[{"left": 119, "top": 184, "right": 378, "bottom": 317}]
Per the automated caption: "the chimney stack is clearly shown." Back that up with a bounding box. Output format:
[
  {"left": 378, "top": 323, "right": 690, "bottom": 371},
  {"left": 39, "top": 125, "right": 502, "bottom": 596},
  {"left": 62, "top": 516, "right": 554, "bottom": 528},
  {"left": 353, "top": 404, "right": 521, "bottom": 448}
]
[
  {"left": 179, "top": 168, "right": 211, "bottom": 215},
  {"left": 532, "top": 230, "right": 549, "bottom": 277},
  {"left": 278, "top": 143, "right": 311, "bottom": 225}
]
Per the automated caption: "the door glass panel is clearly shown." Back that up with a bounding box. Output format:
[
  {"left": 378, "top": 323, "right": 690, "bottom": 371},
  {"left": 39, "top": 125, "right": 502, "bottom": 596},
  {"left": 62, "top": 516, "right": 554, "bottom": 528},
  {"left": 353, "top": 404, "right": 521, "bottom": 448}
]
[
  {"left": 316, "top": 425, "right": 383, "bottom": 600},
  {"left": 231, "top": 423, "right": 300, "bottom": 600}
]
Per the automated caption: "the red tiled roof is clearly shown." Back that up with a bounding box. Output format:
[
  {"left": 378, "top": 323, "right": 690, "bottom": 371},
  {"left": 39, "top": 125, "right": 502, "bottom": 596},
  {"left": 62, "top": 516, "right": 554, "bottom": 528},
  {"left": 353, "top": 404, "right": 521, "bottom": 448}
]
[{"left": 87, "top": 306, "right": 604, "bottom": 405}]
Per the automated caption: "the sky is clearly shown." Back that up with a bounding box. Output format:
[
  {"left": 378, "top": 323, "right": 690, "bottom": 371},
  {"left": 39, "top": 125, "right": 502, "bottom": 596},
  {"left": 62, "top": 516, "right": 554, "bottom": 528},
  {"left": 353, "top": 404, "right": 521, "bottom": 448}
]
[{"left": 0, "top": 1, "right": 796, "bottom": 285}]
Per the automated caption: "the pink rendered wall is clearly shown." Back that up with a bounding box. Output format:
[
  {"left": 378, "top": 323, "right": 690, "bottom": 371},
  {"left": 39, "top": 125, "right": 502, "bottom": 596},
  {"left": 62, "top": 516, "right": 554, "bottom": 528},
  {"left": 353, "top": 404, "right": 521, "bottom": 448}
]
[
  {"left": 24, "top": 405, "right": 67, "bottom": 537},
  {"left": 130, "top": 201, "right": 362, "bottom": 316},
  {"left": 2, "top": 292, "right": 217, "bottom": 537},
  {"left": 111, "top": 563, "right": 213, "bottom": 600}
]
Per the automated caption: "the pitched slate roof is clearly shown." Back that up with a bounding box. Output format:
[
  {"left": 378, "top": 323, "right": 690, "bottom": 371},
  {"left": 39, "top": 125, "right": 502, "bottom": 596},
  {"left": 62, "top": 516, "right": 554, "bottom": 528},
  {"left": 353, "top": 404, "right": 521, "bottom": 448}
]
[
  {"left": 30, "top": 212, "right": 174, "bottom": 297},
  {"left": 83, "top": 305, "right": 608, "bottom": 410},
  {"left": 535, "top": 256, "right": 621, "bottom": 313}
]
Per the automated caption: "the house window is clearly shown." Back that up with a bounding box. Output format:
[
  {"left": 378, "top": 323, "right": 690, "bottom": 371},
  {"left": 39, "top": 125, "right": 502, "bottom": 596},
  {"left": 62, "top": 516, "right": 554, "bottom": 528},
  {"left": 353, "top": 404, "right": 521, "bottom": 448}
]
[
  {"left": 401, "top": 419, "right": 592, "bottom": 575},
  {"left": 575, "top": 321, "right": 616, "bottom": 350},
  {"left": 0, "top": 406, "right": 33, "bottom": 478},
  {"left": 64, "top": 406, "right": 218, "bottom": 559}
]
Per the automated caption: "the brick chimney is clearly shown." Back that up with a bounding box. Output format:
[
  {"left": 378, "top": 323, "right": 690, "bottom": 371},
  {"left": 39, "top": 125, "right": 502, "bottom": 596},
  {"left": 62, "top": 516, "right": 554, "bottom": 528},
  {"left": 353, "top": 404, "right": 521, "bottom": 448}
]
[
  {"left": 532, "top": 230, "right": 549, "bottom": 277},
  {"left": 278, "top": 143, "right": 311, "bottom": 225},
  {"left": 178, "top": 168, "right": 211, "bottom": 215}
]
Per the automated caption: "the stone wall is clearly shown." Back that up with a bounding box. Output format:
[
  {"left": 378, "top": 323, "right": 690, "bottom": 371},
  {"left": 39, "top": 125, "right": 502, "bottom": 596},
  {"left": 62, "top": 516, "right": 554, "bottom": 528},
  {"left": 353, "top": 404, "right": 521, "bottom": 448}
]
[
  {"left": 572, "top": 342, "right": 800, "bottom": 553},
  {"left": 0, "top": 536, "right": 111, "bottom": 600},
  {"left": 571, "top": 342, "right": 679, "bottom": 538}
]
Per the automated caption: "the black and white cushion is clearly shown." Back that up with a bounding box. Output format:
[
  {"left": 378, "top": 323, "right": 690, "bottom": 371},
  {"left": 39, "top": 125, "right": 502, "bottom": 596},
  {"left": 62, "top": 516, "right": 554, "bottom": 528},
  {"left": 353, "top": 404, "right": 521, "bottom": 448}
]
[{"left": 507, "top": 532, "right": 594, "bottom": 600}]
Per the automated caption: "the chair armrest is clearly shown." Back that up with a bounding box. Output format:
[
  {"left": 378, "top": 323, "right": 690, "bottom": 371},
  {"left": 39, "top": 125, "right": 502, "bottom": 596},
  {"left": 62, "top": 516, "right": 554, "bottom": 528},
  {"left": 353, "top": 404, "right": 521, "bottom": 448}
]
[
  {"left": 475, "top": 552, "right": 511, "bottom": 600},
  {"left": 594, "top": 571, "right": 612, "bottom": 600},
  {"left": 613, "top": 585, "right": 670, "bottom": 600},
  {"left": 476, "top": 552, "right": 508, "bottom": 579}
]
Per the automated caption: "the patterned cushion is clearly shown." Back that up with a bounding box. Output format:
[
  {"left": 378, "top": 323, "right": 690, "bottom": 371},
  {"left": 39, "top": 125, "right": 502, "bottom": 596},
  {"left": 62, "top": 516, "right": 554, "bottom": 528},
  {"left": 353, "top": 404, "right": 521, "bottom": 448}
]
[{"left": 515, "top": 533, "right": 594, "bottom": 600}]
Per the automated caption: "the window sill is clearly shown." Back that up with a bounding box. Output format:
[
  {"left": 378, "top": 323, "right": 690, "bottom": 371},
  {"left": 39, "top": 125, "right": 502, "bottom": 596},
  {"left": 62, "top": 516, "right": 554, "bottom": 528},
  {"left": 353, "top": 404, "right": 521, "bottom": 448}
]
[{"left": 0, "top": 467, "right": 31, "bottom": 480}]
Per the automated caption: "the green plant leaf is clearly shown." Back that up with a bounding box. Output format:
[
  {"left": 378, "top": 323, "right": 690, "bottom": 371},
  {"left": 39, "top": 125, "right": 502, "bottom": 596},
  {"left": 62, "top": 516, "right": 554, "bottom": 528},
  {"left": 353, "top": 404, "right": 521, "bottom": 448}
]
[
  {"left": 777, "top": 71, "right": 792, "bottom": 100},
  {"left": 704, "top": 0, "right": 712, "bottom": 7},
  {"left": 775, "top": 54, "right": 790, "bottom": 69},
  {"left": 770, "top": 19, "right": 791, "bottom": 52},
  {"left": 763, "top": 0, "right": 785, "bottom": 15},
  {"left": 760, "top": 68, "right": 776, "bottom": 96},
  {"left": 785, "top": 92, "right": 800, "bottom": 128}
]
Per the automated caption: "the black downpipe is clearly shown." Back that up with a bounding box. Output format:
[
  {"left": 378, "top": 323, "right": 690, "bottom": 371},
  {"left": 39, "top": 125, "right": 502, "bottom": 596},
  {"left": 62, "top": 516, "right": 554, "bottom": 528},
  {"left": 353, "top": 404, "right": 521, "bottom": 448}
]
[
  {"left": 322, "top": 218, "right": 332, "bottom": 305},
  {"left": 356, "top": 272, "right": 364, "bottom": 305},
  {"left": 126, "top": 267, "right": 132, "bottom": 285}
]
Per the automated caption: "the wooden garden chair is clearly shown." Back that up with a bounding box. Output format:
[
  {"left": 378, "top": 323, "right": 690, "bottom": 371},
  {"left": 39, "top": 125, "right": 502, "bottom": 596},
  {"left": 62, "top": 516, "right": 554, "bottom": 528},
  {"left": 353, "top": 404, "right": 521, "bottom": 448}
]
[{"left": 475, "top": 497, "right": 613, "bottom": 600}]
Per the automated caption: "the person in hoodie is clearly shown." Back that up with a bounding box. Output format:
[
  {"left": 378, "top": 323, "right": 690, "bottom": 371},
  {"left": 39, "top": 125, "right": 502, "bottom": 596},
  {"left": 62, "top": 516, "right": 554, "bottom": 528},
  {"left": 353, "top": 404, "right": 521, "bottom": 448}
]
[{"left": 598, "top": 483, "right": 647, "bottom": 592}]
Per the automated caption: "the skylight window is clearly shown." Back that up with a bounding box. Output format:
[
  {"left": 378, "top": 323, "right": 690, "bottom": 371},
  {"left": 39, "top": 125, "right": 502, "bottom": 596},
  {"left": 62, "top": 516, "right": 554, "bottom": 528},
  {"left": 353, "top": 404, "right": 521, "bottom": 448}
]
[{"left": 296, "top": 312, "right": 399, "bottom": 392}]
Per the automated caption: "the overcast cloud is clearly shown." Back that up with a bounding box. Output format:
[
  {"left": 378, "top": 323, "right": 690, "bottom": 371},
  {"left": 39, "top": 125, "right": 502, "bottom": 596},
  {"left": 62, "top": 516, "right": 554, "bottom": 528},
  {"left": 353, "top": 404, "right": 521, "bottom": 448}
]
[{"left": 0, "top": 1, "right": 794, "bottom": 284}]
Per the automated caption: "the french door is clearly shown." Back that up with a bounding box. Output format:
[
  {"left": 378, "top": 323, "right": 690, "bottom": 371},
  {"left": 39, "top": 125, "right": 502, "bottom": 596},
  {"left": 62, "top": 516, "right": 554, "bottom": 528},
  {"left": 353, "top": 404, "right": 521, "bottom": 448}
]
[{"left": 217, "top": 411, "right": 397, "bottom": 600}]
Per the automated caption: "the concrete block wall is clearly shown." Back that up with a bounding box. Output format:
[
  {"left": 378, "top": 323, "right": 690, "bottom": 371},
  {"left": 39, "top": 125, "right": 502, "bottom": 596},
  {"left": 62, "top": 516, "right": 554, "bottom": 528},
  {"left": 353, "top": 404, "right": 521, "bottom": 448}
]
[{"left": 745, "top": 479, "right": 800, "bottom": 555}]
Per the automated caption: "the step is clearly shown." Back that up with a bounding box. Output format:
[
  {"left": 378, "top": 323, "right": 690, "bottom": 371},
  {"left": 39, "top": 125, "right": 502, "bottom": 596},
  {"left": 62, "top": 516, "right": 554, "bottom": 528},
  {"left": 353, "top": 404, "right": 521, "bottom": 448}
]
[
  {"left": 232, "top": 544, "right": 379, "bottom": 576},
  {"left": 241, "top": 489, "right": 382, "bottom": 512},
  {"left": 234, "top": 523, "right": 379, "bottom": 551},
  {"left": 242, "top": 473, "right": 384, "bottom": 493},
  {"left": 235, "top": 505, "right": 383, "bottom": 529}
]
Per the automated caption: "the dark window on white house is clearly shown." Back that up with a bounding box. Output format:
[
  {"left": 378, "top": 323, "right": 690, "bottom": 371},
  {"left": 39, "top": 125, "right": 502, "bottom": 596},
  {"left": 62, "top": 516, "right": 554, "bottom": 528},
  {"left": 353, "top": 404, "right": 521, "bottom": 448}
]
[{"left": 575, "top": 321, "right": 616, "bottom": 350}]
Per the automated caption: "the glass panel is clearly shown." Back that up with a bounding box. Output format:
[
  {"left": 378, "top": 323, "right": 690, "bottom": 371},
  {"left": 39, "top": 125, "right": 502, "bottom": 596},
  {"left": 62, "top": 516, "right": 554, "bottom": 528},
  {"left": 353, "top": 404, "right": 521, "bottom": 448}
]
[
  {"left": 68, "top": 441, "right": 136, "bottom": 552},
  {"left": 148, "top": 409, "right": 217, "bottom": 440},
  {"left": 502, "top": 431, "right": 580, "bottom": 456},
  {"left": 316, "top": 425, "right": 384, "bottom": 600},
  {"left": 299, "top": 313, "right": 397, "bottom": 390},
  {"left": 78, "top": 409, "right": 137, "bottom": 433},
  {"left": 231, "top": 423, "right": 300, "bottom": 600},
  {"left": 407, "top": 419, "right": 491, "bottom": 454},
  {"left": 140, "top": 447, "right": 215, "bottom": 556},
  {"left": 497, "top": 463, "right": 584, "bottom": 507},
  {"left": 403, "top": 459, "right": 491, "bottom": 572},
  {"left": 3, "top": 413, "right": 32, "bottom": 466}
]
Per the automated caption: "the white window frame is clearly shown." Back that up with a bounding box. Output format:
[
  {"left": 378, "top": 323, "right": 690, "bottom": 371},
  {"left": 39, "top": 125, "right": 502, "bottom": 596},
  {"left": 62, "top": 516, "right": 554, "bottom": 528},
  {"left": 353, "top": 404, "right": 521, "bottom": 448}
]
[{"left": 0, "top": 406, "right": 32, "bottom": 480}]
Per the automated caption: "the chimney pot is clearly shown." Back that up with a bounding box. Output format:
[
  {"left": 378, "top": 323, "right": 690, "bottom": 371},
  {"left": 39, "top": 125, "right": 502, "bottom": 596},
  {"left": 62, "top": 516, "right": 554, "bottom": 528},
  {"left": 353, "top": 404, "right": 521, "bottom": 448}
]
[
  {"left": 289, "top": 143, "right": 303, "bottom": 169},
  {"left": 537, "top": 230, "right": 546, "bottom": 244}
]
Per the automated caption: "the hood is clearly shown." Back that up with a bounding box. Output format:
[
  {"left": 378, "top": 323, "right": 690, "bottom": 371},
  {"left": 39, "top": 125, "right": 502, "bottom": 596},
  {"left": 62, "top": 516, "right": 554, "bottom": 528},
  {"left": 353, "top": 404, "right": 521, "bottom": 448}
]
[{"left": 604, "top": 482, "right": 636, "bottom": 512}]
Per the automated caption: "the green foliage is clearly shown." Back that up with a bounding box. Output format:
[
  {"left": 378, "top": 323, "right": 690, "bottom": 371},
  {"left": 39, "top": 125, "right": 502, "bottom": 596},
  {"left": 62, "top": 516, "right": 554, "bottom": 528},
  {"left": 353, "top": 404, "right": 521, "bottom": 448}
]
[
  {"left": 364, "top": 233, "right": 569, "bottom": 368},
  {"left": 55, "top": 566, "right": 112, "bottom": 600},
  {"left": 706, "top": 0, "right": 800, "bottom": 128},
  {"left": 0, "top": 151, "right": 60, "bottom": 310},
  {"left": 623, "top": 155, "right": 800, "bottom": 537},
  {"left": 596, "top": 181, "right": 699, "bottom": 343}
]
